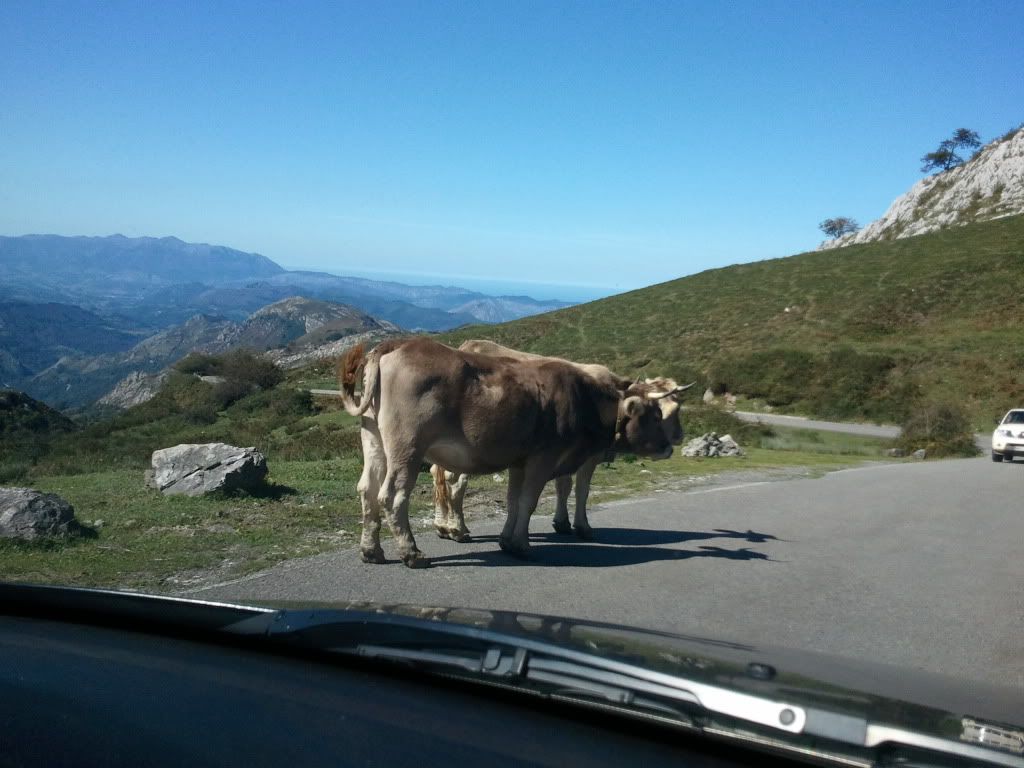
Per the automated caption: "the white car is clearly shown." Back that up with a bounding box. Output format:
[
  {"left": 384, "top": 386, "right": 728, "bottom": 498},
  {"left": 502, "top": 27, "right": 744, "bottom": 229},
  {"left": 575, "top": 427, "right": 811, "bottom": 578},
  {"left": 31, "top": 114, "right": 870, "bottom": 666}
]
[{"left": 992, "top": 409, "right": 1024, "bottom": 462}]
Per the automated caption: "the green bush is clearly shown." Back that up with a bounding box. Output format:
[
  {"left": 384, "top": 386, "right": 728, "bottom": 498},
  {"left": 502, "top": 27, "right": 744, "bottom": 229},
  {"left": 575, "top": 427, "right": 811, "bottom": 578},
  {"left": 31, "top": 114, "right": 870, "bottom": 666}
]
[
  {"left": 173, "top": 352, "right": 220, "bottom": 376},
  {"left": 174, "top": 349, "right": 284, "bottom": 390},
  {"left": 805, "top": 347, "right": 897, "bottom": 420},
  {"left": 896, "top": 402, "right": 979, "bottom": 457},
  {"left": 707, "top": 349, "right": 815, "bottom": 406},
  {"left": 0, "top": 460, "right": 31, "bottom": 483},
  {"left": 226, "top": 387, "right": 312, "bottom": 420},
  {"left": 211, "top": 379, "right": 255, "bottom": 409},
  {"left": 219, "top": 349, "right": 285, "bottom": 389},
  {"left": 705, "top": 346, "right": 914, "bottom": 423}
]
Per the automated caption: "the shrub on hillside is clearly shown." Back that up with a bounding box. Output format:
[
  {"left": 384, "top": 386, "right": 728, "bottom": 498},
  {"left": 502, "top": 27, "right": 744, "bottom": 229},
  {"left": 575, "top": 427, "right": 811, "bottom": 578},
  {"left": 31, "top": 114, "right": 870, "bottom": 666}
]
[
  {"left": 805, "top": 347, "right": 896, "bottom": 420},
  {"left": 707, "top": 349, "right": 815, "bottom": 406},
  {"left": 174, "top": 349, "right": 284, "bottom": 390},
  {"left": 174, "top": 352, "right": 219, "bottom": 376},
  {"left": 706, "top": 346, "right": 917, "bottom": 423},
  {"left": 896, "top": 402, "right": 978, "bottom": 457},
  {"left": 219, "top": 349, "right": 285, "bottom": 389},
  {"left": 226, "top": 387, "right": 313, "bottom": 419},
  {"left": 210, "top": 379, "right": 255, "bottom": 410}
]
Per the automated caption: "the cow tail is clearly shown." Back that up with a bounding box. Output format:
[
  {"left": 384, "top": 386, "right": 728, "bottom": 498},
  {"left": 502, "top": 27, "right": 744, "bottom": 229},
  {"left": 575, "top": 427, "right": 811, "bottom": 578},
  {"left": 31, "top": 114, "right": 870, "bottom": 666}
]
[
  {"left": 338, "top": 344, "right": 377, "bottom": 417},
  {"left": 431, "top": 464, "right": 451, "bottom": 515}
]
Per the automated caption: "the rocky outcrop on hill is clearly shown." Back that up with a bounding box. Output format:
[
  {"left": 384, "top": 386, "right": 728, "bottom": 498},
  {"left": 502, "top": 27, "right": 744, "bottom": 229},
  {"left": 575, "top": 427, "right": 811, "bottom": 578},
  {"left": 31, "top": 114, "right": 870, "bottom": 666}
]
[
  {"left": 266, "top": 328, "right": 400, "bottom": 369},
  {"left": 146, "top": 443, "right": 269, "bottom": 497},
  {"left": 96, "top": 371, "right": 169, "bottom": 410},
  {"left": 0, "top": 487, "right": 83, "bottom": 540},
  {"left": 821, "top": 126, "right": 1024, "bottom": 249}
]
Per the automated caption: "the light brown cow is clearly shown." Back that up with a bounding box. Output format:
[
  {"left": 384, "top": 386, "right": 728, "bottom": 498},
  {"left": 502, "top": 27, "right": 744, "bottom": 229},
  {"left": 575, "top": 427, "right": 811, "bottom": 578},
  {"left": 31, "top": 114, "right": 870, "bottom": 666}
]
[
  {"left": 431, "top": 341, "right": 692, "bottom": 541},
  {"left": 339, "top": 337, "right": 672, "bottom": 567}
]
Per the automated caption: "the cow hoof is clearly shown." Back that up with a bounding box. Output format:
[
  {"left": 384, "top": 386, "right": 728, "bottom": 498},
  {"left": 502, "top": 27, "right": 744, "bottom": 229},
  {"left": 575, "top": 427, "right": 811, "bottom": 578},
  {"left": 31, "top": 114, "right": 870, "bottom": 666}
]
[
  {"left": 573, "top": 526, "right": 595, "bottom": 541},
  {"left": 450, "top": 530, "right": 472, "bottom": 543},
  {"left": 498, "top": 537, "right": 530, "bottom": 559},
  {"left": 402, "top": 551, "right": 431, "bottom": 569},
  {"left": 552, "top": 520, "right": 573, "bottom": 535},
  {"left": 361, "top": 547, "right": 387, "bottom": 564},
  {"left": 435, "top": 527, "right": 451, "bottom": 540}
]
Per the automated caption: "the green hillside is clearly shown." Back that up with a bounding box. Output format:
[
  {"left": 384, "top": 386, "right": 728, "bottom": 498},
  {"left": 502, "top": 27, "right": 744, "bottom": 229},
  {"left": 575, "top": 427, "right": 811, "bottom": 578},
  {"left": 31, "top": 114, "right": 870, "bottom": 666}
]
[{"left": 445, "top": 214, "right": 1024, "bottom": 427}]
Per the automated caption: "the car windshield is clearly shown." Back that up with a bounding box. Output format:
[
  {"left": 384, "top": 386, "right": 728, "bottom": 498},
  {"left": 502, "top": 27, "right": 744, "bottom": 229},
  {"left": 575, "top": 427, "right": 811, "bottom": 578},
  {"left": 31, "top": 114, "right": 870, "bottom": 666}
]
[{"left": 2, "top": 1, "right": 1023, "bottom": 741}]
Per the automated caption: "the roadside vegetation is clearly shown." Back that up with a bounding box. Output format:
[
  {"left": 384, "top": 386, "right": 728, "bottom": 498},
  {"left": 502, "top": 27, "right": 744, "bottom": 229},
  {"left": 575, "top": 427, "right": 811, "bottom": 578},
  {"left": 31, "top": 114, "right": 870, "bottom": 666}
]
[
  {"left": 895, "top": 402, "right": 979, "bottom": 458},
  {"left": 1, "top": 350, "right": 899, "bottom": 589}
]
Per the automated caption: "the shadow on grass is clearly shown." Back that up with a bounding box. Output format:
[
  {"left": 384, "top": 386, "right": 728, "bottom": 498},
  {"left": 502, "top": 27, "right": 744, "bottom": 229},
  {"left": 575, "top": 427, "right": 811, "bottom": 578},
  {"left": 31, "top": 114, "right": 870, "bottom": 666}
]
[{"left": 210, "top": 482, "right": 299, "bottom": 500}]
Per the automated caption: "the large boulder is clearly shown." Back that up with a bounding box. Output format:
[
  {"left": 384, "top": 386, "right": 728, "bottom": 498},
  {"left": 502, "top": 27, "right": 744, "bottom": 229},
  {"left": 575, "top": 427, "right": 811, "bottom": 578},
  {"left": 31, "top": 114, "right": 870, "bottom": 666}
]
[
  {"left": 147, "top": 443, "right": 268, "bottom": 497},
  {"left": 0, "top": 487, "right": 82, "bottom": 540},
  {"left": 682, "top": 432, "right": 745, "bottom": 458}
]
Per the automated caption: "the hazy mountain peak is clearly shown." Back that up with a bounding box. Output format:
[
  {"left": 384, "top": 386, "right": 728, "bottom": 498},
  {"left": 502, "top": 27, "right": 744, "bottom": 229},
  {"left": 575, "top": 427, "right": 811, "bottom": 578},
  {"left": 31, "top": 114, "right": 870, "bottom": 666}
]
[{"left": 821, "top": 125, "right": 1024, "bottom": 249}]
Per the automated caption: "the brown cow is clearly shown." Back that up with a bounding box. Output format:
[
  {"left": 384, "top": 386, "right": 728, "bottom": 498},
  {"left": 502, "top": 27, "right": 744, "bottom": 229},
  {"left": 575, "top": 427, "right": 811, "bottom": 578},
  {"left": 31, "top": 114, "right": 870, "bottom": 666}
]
[
  {"left": 339, "top": 337, "right": 672, "bottom": 567},
  {"left": 431, "top": 341, "right": 692, "bottom": 541}
]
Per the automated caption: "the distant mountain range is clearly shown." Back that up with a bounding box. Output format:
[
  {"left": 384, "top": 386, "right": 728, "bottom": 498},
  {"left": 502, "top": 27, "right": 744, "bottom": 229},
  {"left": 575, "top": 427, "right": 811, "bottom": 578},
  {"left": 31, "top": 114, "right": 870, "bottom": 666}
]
[
  {"left": 0, "top": 233, "right": 575, "bottom": 410},
  {"left": 11, "top": 297, "right": 397, "bottom": 410},
  {"left": 0, "top": 234, "right": 571, "bottom": 330}
]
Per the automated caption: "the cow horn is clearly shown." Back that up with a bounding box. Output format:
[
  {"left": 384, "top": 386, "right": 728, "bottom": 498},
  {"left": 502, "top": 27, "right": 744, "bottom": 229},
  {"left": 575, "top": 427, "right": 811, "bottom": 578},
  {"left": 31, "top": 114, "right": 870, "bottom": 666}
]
[
  {"left": 672, "top": 382, "right": 696, "bottom": 394},
  {"left": 646, "top": 390, "right": 672, "bottom": 400}
]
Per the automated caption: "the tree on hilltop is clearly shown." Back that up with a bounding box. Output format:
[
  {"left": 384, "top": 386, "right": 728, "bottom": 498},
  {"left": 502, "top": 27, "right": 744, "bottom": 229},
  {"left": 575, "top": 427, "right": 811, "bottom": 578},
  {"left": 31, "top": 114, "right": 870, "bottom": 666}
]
[
  {"left": 819, "top": 217, "right": 859, "bottom": 240},
  {"left": 920, "top": 128, "right": 982, "bottom": 173}
]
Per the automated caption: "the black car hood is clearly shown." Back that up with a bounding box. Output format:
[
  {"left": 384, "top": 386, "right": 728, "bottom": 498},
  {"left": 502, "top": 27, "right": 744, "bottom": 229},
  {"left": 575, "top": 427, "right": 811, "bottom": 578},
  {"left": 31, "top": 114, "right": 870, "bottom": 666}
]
[{"left": 2, "top": 584, "right": 1021, "bottom": 758}]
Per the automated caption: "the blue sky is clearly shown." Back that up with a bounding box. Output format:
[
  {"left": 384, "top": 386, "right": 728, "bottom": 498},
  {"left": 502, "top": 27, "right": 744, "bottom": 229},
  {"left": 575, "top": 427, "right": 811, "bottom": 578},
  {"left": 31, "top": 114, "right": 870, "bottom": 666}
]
[{"left": 2, "top": 1, "right": 1022, "bottom": 299}]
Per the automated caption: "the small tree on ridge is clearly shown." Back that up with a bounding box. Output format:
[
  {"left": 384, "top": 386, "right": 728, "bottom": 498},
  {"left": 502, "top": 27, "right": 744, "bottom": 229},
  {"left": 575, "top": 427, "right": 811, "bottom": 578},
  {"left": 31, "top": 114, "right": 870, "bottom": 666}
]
[
  {"left": 819, "top": 217, "right": 859, "bottom": 240},
  {"left": 920, "top": 128, "right": 982, "bottom": 173}
]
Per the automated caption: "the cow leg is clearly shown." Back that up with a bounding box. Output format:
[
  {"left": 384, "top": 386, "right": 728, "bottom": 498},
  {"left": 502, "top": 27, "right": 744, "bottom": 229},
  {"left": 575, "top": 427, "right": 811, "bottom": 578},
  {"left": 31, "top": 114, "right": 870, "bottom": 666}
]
[
  {"left": 499, "top": 467, "right": 526, "bottom": 556},
  {"left": 571, "top": 454, "right": 602, "bottom": 540},
  {"left": 446, "top": 471, "right": 472, "bottom": 542},
  {"left": 501, "top": 463, "right": 548, "bottom": 558},
  {"left": 357, "top": 418, "right": 387, "bottom": 564},
  {"left": 430, "top": 464, "right": 452, "bottom": 539},
  {"left": 378, "top": 453, "right": 429, "bottom": 568},
  {"left": 552, "top": 474, "right": 574, "bottom": 534}
]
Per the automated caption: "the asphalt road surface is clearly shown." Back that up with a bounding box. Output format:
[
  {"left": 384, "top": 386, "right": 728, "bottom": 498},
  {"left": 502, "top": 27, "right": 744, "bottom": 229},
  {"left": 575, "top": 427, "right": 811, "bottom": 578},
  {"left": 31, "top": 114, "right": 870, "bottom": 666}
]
[
  {"left": 194, "top": 453, "right": 1023, "bottom": 689},
  {"left": 733, "top": 410, "right": 900, "bottom": 438}
]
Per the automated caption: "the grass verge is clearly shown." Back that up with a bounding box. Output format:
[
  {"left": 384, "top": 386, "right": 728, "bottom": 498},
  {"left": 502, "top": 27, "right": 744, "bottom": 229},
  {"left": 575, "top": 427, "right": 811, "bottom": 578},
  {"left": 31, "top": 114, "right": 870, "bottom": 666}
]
[{"left": 1, "top": 427, "right": 897, "bottom": 590}]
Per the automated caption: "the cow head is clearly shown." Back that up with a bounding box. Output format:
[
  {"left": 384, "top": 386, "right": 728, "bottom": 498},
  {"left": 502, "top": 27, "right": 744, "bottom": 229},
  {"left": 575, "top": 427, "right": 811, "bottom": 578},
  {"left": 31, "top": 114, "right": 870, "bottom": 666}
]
[
  {"left": 616, "top": 391, "right": 674, "bottom": 459},
  {"left": 642, "top": 377, "right": 695, "bottom": 446}
]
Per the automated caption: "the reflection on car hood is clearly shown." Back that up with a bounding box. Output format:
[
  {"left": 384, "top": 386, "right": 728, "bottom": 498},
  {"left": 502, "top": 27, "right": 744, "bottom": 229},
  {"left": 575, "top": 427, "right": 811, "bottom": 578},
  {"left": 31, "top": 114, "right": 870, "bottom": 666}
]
[{"left": 254, "top": 598, "right": 1023, "bottom": 738}]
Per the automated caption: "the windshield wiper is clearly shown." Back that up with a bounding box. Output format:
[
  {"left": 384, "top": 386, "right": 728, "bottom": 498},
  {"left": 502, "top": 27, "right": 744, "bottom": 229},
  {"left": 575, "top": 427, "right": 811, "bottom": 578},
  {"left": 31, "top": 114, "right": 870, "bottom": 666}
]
[{"left": 223, "top": 608, "right": 1024, "bottom": 768}]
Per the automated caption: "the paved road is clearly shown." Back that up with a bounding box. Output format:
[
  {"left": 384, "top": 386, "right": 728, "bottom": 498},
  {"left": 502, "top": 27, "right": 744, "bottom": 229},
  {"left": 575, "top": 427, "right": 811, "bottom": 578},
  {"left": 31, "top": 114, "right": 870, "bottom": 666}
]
[
  {"left": 194, "top": 455, "right": 1024, "bottom": 689},
  {"left": 733, "top": 410, "right": 900, "bottom": 438}
]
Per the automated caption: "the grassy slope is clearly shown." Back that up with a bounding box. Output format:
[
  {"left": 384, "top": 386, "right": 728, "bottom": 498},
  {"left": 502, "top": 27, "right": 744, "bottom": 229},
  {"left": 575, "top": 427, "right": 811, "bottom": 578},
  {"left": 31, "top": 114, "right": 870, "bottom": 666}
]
[{"left": 442, "top": 214, "right": 1024, "bottom": 427}]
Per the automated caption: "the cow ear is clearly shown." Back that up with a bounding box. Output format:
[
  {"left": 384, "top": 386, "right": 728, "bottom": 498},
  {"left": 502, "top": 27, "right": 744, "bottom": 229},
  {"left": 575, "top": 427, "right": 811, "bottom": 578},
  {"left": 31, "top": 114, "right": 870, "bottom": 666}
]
[{"left": 623, "top": 395, "right": 644, "bottom": 418}]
